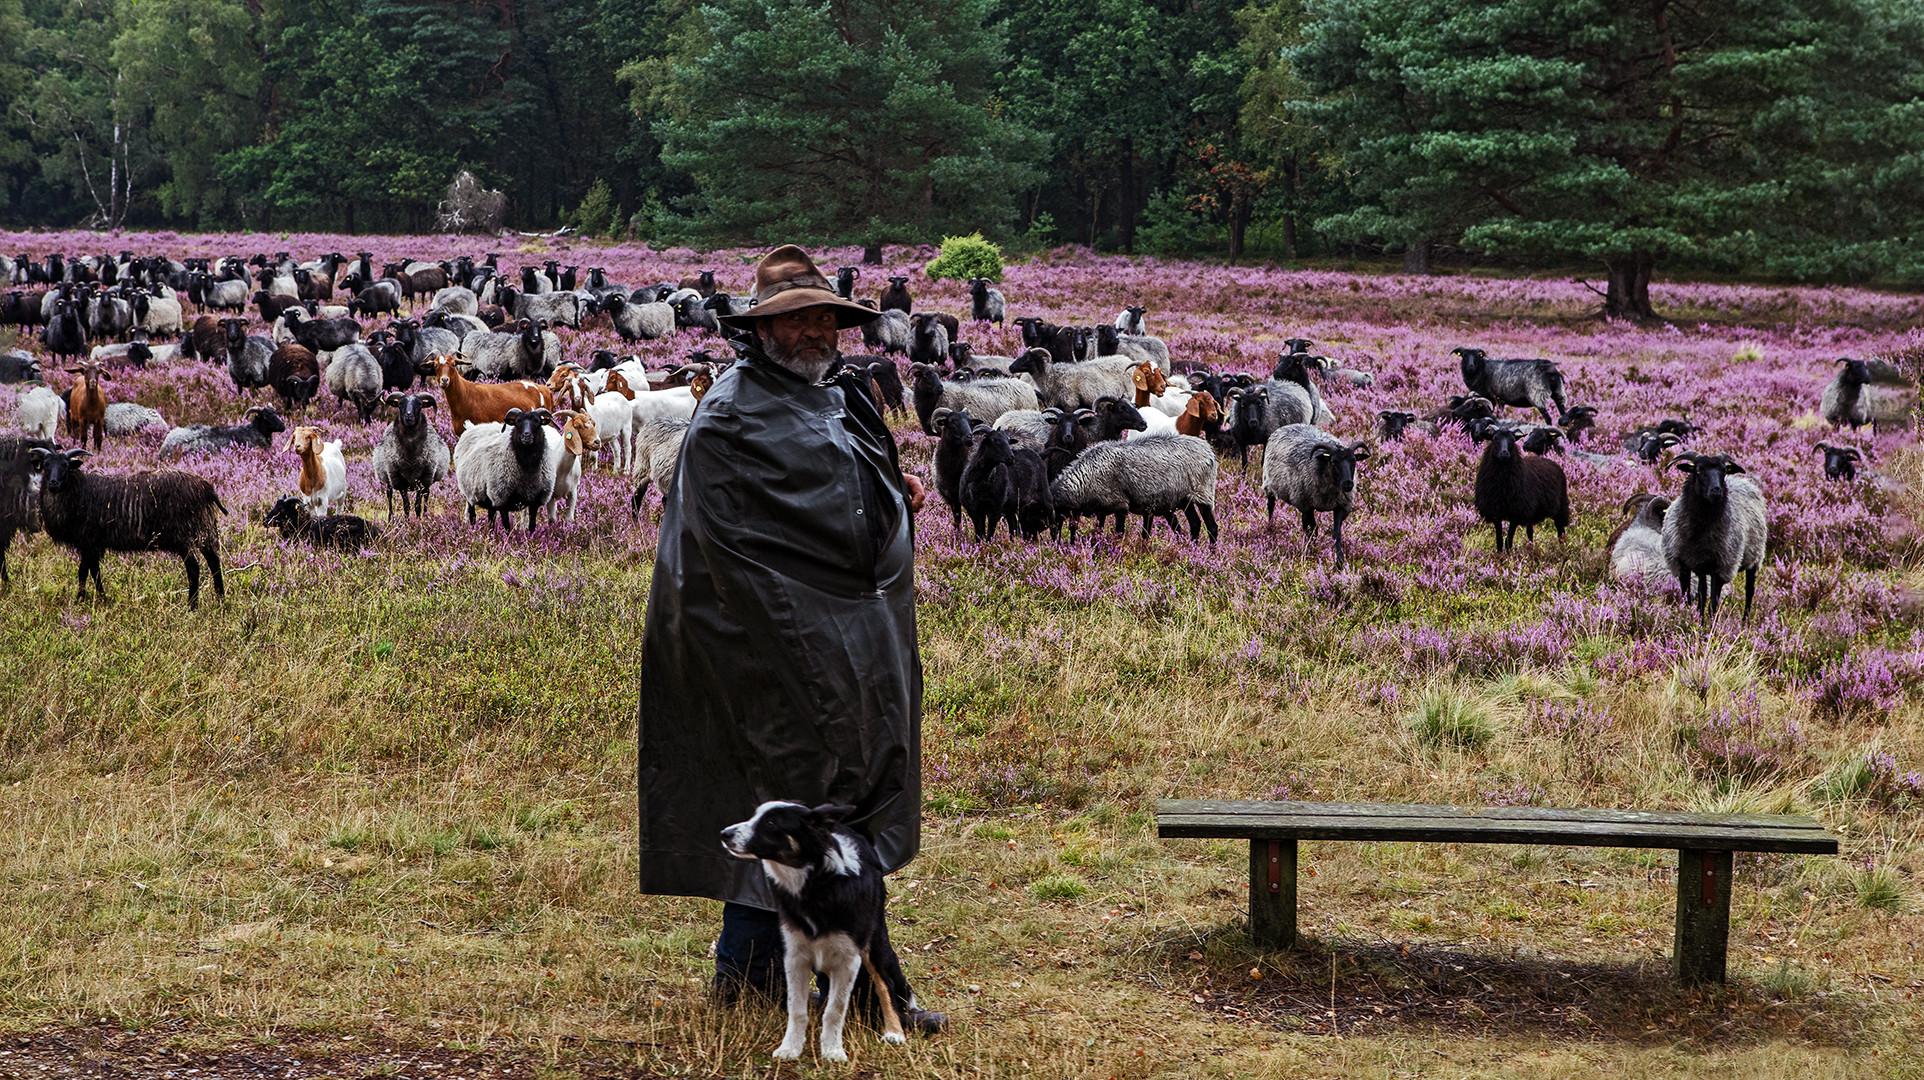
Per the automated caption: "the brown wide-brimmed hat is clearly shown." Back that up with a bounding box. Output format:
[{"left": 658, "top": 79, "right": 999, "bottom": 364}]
[{"left": 717, "top": 245, "right": 880, "bottom": 330}]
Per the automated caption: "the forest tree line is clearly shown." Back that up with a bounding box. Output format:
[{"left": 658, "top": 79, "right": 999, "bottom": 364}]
[{"left": 2, "top": 0, "right": 1922, "bottom": 315}]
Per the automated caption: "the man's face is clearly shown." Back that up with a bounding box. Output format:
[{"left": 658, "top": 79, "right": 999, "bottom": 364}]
[{"left": 762, "top": 306, "right": 841, "bottom": 372}]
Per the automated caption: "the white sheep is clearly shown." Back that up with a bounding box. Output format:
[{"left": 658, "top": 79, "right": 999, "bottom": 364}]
[{"left": 15, "top": 386, "right": 65, "bottom": 440}]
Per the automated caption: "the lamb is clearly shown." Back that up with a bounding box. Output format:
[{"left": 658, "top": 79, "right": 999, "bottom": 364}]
[
  {"left": 1008, "top": 348, "right": 1136, "bottom": 411},
  {"left": 860, "top": 307, "right": 912, "bottom": 355},
  {"left": 262, "top": 495, "right": 379, "bottom": 550},
  {"left": 15, "top": 387, "right": 65, "bottom": 440},
  {"left": 1814, "top": 442, "right": 1863, "bottom": 481},
  {"left": 160, "top": 406, "right": 287, "bottom": 458},
  {"left": 371, "top": 392, "right": 451, "bottom": 517},
  {"left": 1661, "top": 451, "right": 1768, "bottom": 622},
  {"left": 968, "top": 278, "right": 1006, "bottom": 324},
  {"left": 1454, "top": 346, "right": 1568, "bottom": 425},
  {"left": 104, "top": 402, "right": 165, "bottom": 437},
  {"left": 909, "top": 313, "right": 950, "bottom": 369},
  {"left": 548, "top": 410, "right": 600, "bottom": 523},
  {"left": 1114, "top": 305, "right": 1147, "bottom": 335},
  {"left": 1050, "top": 433, "right": 1219, "bottom": 543},
  {"left": 909, "top": 362, "right": 1040, "bottom": 434},
  {"left": 27, "top": 446, "right": 227, "bottom": 607},
  {"left": 601, "top": 294, "right": 676, "bottom": 341},
  {"left": 0, "top": 435, "right": 54, "bottom": 585},
  {"left": 415, "top": 353, "right": 555, "bottom": 435},
  {"left": 879, "top": 276, "right": 912, "bottom": 313},
  {"left": 323, "top": 343, "right": 384, "bottom": 423},
  {"left": 1607, "top": 493, "right": 1670, "bottom": 584},
  {"left": 64, "top": 359, "right": 110, "bottom": 450},
  {"left": 453, "top": 408, "right": 563, "bottom": 531},
  {"left": 1262, "top": 424, "right": 1369, "bottom": 569},
  {"left": 267, "top": 343, "right": 322, "bottom": 411},
  {"left": 132, "top": 289, "right": 183, "bottom": 338},
  {"left": 222, "top": 317, "right": 273, "bottom": 393},
  {"left": 285, "top": 425, "right": 347, "bottom": 515},
  {"left": 1472, "top": 423, "right": 1570, "bottom": 552}
]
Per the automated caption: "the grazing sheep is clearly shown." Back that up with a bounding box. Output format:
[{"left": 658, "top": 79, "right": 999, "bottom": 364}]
[
  {"left": 161, "top": 406, "right": 288, "bottom": 458},
  {"left": 267, "top": 343, "right": 321, "bottom": 412},
  {"left": 1814, "top": 441, "right": 1863, "bottom": 481},
  {"left": 909, "top": 363, "right": 1040, "bottom": 434},
  {"left": 1473, "top": 423, "right": 1571, "bottom": 552},
  {"left": 860, "top": 308, "right": 912, "bottom": 355},
  {"left": 194, "top": 273, "right": 249, "bottom": 313},
  {"left": 254, "top": 289, "right": 303, "bottom": 323},
  {"left": 1661, "top": 451, "right": 1768, "bottom": 622},
  {"left": 1454, "top": 346, "right": 1568, "bottom": 425},
  {"left": 371, "top": 392, "right": 451, "bottom": 517},
  {"left": 1050, "top": 433, "right": 1219, "bottom": 542},
  {"left": 262, "top": 495, "right": 379, "bottom": 549},
  {"left": 453, "top": 408, "right": 563, "bottom": 531},
  {"left": 286, "top": 425, "right": 347, "bottom": 515},
  {"left": 15, "top": 386, "right": 65, "bottom": 440},
  {"left": 879, "top": 276, "right": 912, "bottom": 313},
  {"left": 323, "top": 343, "right": 384, "bottom": 423},
  {"left": 430, "top": 286, "right": 480, "bottom": 317},
  {"left": 0, "top": 435, "right": 54, "bottom": 585},
  {"left": 103, "top": 403, "right": 165, "bottom": 437},
  {"left": 601, "top": 294, "right": 676, "bottom": 341},
  {"left": 1263, "top": 424, "right": 1369, "bottom": 569},
  {"left": 223, "top": 318, "right": 273, "bottom": 393},
  {"left": 28, "top": 446, "right": 227, "bottom": 608},
  {"left": 1607, "top": 493, "right": 1670, "bottom": 584},
  {"left": 64, "top": 359, "right": 110, "bottom": 450},
  {"left": 968, "top": 278, "right": 1006, "bottom": 323}
]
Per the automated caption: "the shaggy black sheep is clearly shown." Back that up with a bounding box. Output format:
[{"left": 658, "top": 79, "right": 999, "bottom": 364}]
[
  {"left": 262, "top": 495, "right": 381, "bottom": 549},
  {"left": 28, "top": 447, "right": 227, "bottom": 608},
  {"left": 1813, "top": 441, "right": 1862, "bottom": 481},
  {"left": 1473, "top": 424, "right": 1570, "bottom": 553},
  {"left": 0, "top": 435, "right": 54, "bottom": 586},
  {"left": 1454, "top": 346, "right": 1568, "bottom": 425},
  {"left": 959, "top": 426, "right": 1015, "bottom": 540},
  {"left": 879, "top": 276, "right": 912, "bottom": 314}
]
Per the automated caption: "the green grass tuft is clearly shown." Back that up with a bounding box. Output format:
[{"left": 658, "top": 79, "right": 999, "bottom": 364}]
[{"left": 1408, "top": 691, "right": 1496, "bottom": 750}]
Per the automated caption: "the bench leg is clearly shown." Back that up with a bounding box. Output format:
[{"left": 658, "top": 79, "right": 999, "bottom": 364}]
[
  {"left": 1673, "top": 849, "right": 1731, "bottom": 986},
  {"left": 1248, "top": 838, "right": 1296, "bottom": 950}
]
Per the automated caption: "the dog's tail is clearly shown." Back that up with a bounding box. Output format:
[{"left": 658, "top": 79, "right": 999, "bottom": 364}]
[{"left": 861, "top": 948, "right": 911, "bottom": 1044}]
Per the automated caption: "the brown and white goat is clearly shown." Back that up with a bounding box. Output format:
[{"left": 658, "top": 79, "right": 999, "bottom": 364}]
[
  {"left": 284, "top": 424, "right": 348, "bottom": 515},
  {"left": 416, "top": 353, "right": 554, "bottom": 435}
]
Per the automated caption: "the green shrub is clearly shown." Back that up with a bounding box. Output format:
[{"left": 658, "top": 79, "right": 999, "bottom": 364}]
[
  {"left": 925, "top": 232, "right": 1004, "bottom": 282},
  {"left": 571, "top": 179, "right": 615, "bottom": 237},
  {"left": 1858, "top": 865, "right": 1907, "bottom": 911},
  {"left": 1408, "top": 691, "right": 1496, "bottom": 750},
  {"left": 1028, "top": 874, "right": 1089, "bottom": 901}
]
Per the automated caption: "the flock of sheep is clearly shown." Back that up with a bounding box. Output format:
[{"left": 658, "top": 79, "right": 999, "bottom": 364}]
[{"left": 0, "top": 246, "right": 1912, "bottom": 621}]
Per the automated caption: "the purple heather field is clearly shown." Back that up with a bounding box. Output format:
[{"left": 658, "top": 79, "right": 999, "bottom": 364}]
[{"left": 4, "top": 229, "right": 1922, "bottom": 802}]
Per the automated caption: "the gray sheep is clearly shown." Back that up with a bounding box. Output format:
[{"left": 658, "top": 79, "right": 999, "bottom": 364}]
[
  {"left": 453, "top": 408, "right": 562, "bottom": 531},
  {"left": 391, "top": 318, "right": 462, "bottom": 366},
  {"left": 627, "top": 416, "right": 693, "bottom": 519},
  {"left": 371, "top": 392, "right": 451, "bottom": 517},
  {"left": 1008, "top": 348, "right": 1136, "bottom": 410},
  {"left": 910, "top": 362, "right": 1040, "bottom": 434},
  {"left": 461, "top": 320, "right": 559, "bottom": 381},
  {"left": 222, "top": 317, "right": 273, "bottom": 393},
  {"left": 861, "top": 308, "right": 912, "bottom": 355},
  {"left": 515, "top": 290, "right": 587, "bottom": 329},
  {"left": 992, "top": 396, "right": 1142, "bottom": 456},
  {"left": 28, "top": 446, "right": 227, "bottom": 608},
  {"left": 160, "top": 406, "right": 287, "bottom": 458},
  {"left": 1049, "top": 433, "right": 1219, "bottom": 543},
  {"left": 1262, "top": 424, "right": 1369, "bottom": 569},
  {"left": 430, "top": 286, "right": 480, "bottom": 316},
  {"left": 1607, "top": 493, "right": 1670, "bottom": 584},
  {"left": 103, "top": 402, "right": 166, "bottom": 437},
  {"left": 1661, "top": 451, "right": 1767, "bottom": 622},
  {"left": 324, "top": 343, "right": 384, "bottom": 423},
  {"left": 602, "top": 294, "right": 677, "bottom": 342},
  {"left": 1821, "top": 356, "right": 1914, "bottom": 432},
  {"left": 1454, "top": 346, "right": 1568, "bottom": 425}
]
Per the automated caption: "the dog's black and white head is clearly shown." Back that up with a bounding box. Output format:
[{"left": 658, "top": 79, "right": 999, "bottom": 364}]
[{"left": 722, "top": 800, "right": 866, "bottom": 891}]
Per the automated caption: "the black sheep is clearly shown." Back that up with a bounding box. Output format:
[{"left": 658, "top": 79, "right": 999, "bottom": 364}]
[
  {"left": 908, "top": 313, "right": 950, "bottom": 369},
  {"left": 931, "top": 408, "right": 976, "bottom": 531},
  {"left": 1228, "top": 386, "right": 1271, "bottom": 471},
  {"left": 28, "top": 447, "right": 227, "bottom": 608},
  {"left": 1454, "top": 346, "right": 1568, "bottom": 425},
  {"left": 0, "top": 350, "right": 41, "bottom": 384},
  {"left": 835, "top": 266, "right": 860, "bottom": 299},
  {"left": 1041, "top": 406, "right": 1094, "bottom": 480},
  {"left": 267, "top": 344, "right": 320, "bottom": 411},
  {"left": 879, "top": 276, "right": 912, "bottom": 313},
  {"left": 960, "top": 427, "right": 1016, "bottom": 540},
  {"left": 283, "top": 309, "right": 362, "bottom": 353},
  {"left": 1814, "top": 441, "right": 1862, "bottom": 480},
  {"left": 0, "top": 435, "right": 54, "bottom": 586},
  {"left": 1473, "top": 424, "right": 1570, "bottom": 553},
  {"left": 1557, "top": 405, "right": 1599, "bottom": 443},
  {"left": 262, "top": 495, "right": 380, "bottom": 549},
  {"left": 866, "top": 360, "right": 906, "bottom": 414},
  {"left": 1007, "top": 443, "right": 1052, "bottom": 539},
  {"left": 43, "top": 299, "right": 88, "bottom": 361},
  {"left": 1377, "top": 410, "right": 1420, "bottom": 441}
]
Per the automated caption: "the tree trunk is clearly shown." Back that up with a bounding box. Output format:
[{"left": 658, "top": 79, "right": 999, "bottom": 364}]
[
  {"left": 1118, "top": 156, "right": 1137, "bottom": 254},
  {"left": 1403, "top": 240, "right": 1432, "bottom": 274},
  {"left": 345, "top": 202, "right": 355, "bottom": 234},
  {"left": 862, "top": 244, "right": 883, "bottom": 265},
  {"left": 1229, "top": 210, "right": 1247, "bottom": 261},
  {"left": 1603, "top": 252, "right": 1656, "bottom": 319},
  {"left": 1281, "top": 213, "right": 1297, "bottom": 260}
]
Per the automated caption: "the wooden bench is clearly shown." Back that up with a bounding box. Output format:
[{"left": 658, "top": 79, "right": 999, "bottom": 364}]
[{"left": 1156, "top": 799, "right": 1837, "bottom": 985}]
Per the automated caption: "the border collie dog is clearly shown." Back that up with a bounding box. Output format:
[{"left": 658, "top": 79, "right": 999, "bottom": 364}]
[{"left": 721, "top": 800, "right": 916, "bottom": 1061}]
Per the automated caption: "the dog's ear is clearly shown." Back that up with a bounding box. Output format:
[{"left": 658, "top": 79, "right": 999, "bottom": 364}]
[{"left": 808, "top": 803, "right": 858, "bottom": 825}]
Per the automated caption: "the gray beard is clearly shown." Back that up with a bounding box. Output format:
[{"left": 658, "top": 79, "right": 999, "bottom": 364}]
[{"left": 761, "top": 335, "right": 836, "bottom": 384}]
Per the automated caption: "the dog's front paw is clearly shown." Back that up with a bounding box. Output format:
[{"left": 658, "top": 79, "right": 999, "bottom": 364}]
[
  {"left": 772, "top": 1042, "right": 804, "bottom": 1061},
  {"left": 882, "top": 1031, "right": 906, "bottom": 1045},
  {"left": 821, "top": 1047, "right": 848, "bottom": 1063}
]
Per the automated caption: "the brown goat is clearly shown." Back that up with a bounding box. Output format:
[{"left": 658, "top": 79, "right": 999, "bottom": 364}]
[
  {"left": 65, "top": 360, "right": 110, "bottom": 450},
  {"left": 1174, "top": 391, "right": 1222, "bottom": 440},
  {"left": 604, "top": 369, "right": 638, "bottom": 399},
  {"left": 415, "top": 353, "right": 554, "bottom": 435},
  {"left": 1131, "top": 360, "right": 1169, "bottom": 409}
]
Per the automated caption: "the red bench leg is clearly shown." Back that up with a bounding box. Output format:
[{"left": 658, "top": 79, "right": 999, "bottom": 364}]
[
  {"left": 1674, "top": 849, "right": 1732, "bottom": 985},
  {"left": 1248, "top": 838, "right": 1296, "bottom": 949}
]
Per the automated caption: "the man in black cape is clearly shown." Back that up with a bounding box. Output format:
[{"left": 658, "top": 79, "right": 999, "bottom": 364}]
[{"left": 637, "top": 245, "right": 940, "bottom": 1030}]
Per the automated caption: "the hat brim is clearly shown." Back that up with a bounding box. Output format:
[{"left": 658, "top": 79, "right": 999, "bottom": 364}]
[{"left": 717, "top": 288, "right": 880, "bottom": 330}]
